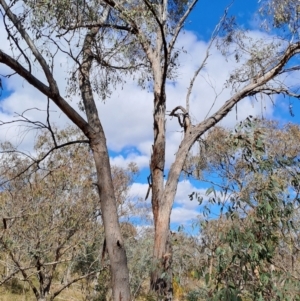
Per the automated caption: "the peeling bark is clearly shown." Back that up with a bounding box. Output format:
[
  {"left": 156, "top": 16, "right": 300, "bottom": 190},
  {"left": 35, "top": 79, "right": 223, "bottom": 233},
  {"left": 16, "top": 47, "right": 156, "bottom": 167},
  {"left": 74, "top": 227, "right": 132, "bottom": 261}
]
[{"left": 150, "top": 86, "right": 173, "bottom": 300}]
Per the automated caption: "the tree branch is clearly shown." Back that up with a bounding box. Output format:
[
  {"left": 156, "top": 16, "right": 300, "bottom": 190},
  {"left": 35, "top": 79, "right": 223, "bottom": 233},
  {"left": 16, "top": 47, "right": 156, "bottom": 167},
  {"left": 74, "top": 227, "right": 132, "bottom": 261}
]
[
  {"left": 186, "top": 3, "right": 231, "bottom": 112},
  {"left": 254, "top": 87, "right": 300, "bottom": 99},
  {"left": 0, "top": 0, "right": 59, "bottom": 95},
  {"left": 143, "top": 0, "right": 169, "bottom": 88},
  {"left": 160, "top": 40, "right": 300, "bottom": 222},
  {"left": 192, "top": 40, "right": 300, "bottom": 136},
  {"left": 168, "top": 0, "right": 199, "bottom": 54},
  {"left": 0, "top": 50, "right": 92, "bottom": 137},
  {"left": 5, "top": 247, "right": 39, "bottom": 298},
  {"left": 0, "top": 140, "right": 89, "bottom": 186},
  {"left": 58, "top": 22, "right": 138, "bottom": 36},
  {"left": 102, "top": 0, "right": 155, "bottom": 64},
  {"left": 51, "top": 271, "right": 97, "bottom": 299},
  {"left": 1, "top": 8, "right": 32, "bottom": 74}
]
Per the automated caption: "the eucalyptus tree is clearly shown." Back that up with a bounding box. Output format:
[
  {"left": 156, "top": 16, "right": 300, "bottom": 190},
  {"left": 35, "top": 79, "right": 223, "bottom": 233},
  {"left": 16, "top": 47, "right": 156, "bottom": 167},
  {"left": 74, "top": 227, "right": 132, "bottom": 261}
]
[
  {"left": 0, "top": 126, "right": 140, "bottom": 301},
  {"left": 0, "top": 127, "right": 102, "bottom": 301},
  {"left": 0, "top": 1, "right": 134, "bottom": 300},
  {"left": 87, "top": 1, "right": 300, "bottom": 297},
  {"left": 188, "top": 119, "right": 300, "bottom": 300},
  {"left": 2, "top": 0, "right": 300, "bottom": 300}
]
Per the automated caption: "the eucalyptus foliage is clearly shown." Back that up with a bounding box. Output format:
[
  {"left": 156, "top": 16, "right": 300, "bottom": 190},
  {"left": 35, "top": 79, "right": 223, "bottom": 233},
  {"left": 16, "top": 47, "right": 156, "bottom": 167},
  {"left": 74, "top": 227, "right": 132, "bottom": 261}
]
[{"left": 194, "top": 117, "right": 300, "bottom": 300}]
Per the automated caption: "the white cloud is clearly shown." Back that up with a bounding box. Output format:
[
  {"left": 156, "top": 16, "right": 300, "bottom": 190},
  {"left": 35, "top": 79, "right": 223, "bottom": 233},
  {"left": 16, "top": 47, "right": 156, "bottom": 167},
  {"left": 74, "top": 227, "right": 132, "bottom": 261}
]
[
  {"left": 128, "top": 182, "right": 150, "bottom": 200},
  {"left": 0, "top": 18, "right": 284, "bottom": 226},
  {"left": 175, "top": 181, "right": 206, "bottom": 209},
  {"left": 170, "top": 180, "right": 206, "bottom": 225},
  {"left": 110, "top": 153, "right": 149, "bottom": 169},
  {"left": 1, "top": 25, "right": 277, "bottom": 168},
  {"left": 127, "top": 180, "right": 214, "bottom": 225},
  {"left": 171, "top": 207, "right": 199, "bottom": 224}
]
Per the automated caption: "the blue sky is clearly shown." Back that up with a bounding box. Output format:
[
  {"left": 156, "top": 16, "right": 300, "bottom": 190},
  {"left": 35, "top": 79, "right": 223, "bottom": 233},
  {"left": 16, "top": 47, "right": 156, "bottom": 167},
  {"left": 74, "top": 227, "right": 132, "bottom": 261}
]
[
  {"left": 187, "top": 0, "right": 259, "bottom": 38},
  {"left": 188, "top": 1, "right": 300, "bottom": 124},
  {"left": 1, "top": 1, "right": 300, "bottom": 228},
  {"left": 0, "top": 77, "right": 11, "bottom": 99}
]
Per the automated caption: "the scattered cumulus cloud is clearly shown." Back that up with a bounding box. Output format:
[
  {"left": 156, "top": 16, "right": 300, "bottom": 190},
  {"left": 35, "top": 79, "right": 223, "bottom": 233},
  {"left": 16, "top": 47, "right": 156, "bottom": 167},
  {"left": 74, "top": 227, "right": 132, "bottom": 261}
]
[
  {"left": 110, "top": 154, "right": 149, "bottom": 169},
  {"left": 171, "top": 207, "right": 199, "bottom": 224},
  {"left": 1, "top": 27, "right": 276, "bottom": 159},
  {"left": 128, "top": 180, "right": 213, "bottom": 226},
  {"left": 0, "top": 21, "right": 283, "bottom": 225},
  {"left": 128, "top": 182, "right": 150, "bottom": 201}
]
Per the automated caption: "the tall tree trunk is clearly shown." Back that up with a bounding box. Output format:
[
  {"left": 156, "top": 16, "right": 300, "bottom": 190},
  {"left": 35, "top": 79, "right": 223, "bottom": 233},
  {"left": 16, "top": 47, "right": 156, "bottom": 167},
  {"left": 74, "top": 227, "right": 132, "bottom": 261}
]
[
  {"left": 90, "top": 133, "right": 131, "bottom": 301},
  {"left": 151, "top": 214, "right": 173, "bottom": 301},
  {"left": 150, "top": 87, "right": 173, "bottom": 300},
  {"left": 79, "top": 25, "right": 131, "bottom": 301},
  {"left": 150, "top": 112, "right": 197, "bottom": 299}
]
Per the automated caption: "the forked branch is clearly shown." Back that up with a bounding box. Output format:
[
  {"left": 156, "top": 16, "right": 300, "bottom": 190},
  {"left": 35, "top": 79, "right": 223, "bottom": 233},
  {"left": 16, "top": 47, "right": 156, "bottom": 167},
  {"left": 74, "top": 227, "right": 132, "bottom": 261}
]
[{"left": 0, "top": 0, "right": 59, "bottom": 95}]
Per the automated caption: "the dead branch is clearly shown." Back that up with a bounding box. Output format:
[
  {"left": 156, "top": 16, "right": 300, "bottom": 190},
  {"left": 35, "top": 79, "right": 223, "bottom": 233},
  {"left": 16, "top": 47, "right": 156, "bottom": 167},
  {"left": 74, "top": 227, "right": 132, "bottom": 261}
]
[
  {"left": 186, "top": 3, "right": 232, "bottom": 113},
  {"left": 169, "top": 106, "right": 191, "bottom": 132}
]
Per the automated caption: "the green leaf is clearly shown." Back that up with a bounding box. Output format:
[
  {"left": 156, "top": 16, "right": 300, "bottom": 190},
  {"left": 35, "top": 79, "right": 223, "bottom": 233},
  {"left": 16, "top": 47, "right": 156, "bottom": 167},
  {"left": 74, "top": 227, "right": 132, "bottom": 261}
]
[{"left": 205, "top": 186, "right": 215, "bottom": 196}]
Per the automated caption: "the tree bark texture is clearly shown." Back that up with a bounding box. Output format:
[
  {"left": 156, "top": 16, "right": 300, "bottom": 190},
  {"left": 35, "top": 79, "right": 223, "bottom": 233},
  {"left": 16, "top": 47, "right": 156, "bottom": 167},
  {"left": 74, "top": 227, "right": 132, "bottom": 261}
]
[
  {"left": 148, "top": 39, "right": 300, "bottom": 300},
  {"left": 79, "top": 26, "right": 131, "bottom": 301},
  {"left": 150, "top": 87, "right": 173, "bottom": 300}
]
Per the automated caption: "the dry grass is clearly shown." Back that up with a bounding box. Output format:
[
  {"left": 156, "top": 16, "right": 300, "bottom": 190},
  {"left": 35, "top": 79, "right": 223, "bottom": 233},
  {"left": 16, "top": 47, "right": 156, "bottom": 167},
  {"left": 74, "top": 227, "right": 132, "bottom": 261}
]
[
  {"left": 0, "top": 291, "right": 34, "bottom": 301},
  {"left": 0, "top": 282, "right": 86, "bottom": 301}
]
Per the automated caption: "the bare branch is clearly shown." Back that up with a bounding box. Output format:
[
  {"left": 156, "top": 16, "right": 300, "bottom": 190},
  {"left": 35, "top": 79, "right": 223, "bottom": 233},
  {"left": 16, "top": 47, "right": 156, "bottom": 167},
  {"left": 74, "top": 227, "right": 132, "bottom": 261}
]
[
  {"left": 168, "top": 0, "right": 199, "bottom": 54},
  {"left": 92, "top": 53, "right": 147, "bottom": 70},
  {"left": 254, "top": 87, "right": 300, "bottom": 99},
  {"left": 0, "top": 107, "right": 53, "bottom": 133},
  {"left": 169, "top": 106, "right": 190, "bottom": 132},
  {"left": 203, "top": 75, "right": 226, "bottom": 120},
  {"left": 0, "top": 269, "right": 21, "bottom": 286},
  {"left": 4, "top": 246, "right": 39, "bottom": 298},
  {"left": 169, "top": 105, "right": 188, "bottom": 116},
  {"left": 1, "top": 9, "right": 32, "bottom": 73},
  {"left": 143, "top": 0, "right": 169, "bottom": 87},
  {"left": 51, "top": 271, "right": 98, "bottom": 299},
  {"left": 192, "top": 40, "right": 300, "bottom": 137},
  {"left": 46, "top": 98, "right": 58, "bottom": 147},
  {"left": 186, "top": 2, "right": 232, "bottom": 112},
  {"left": 58, "top": 22, "right": 137, "bottom": 37}
]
